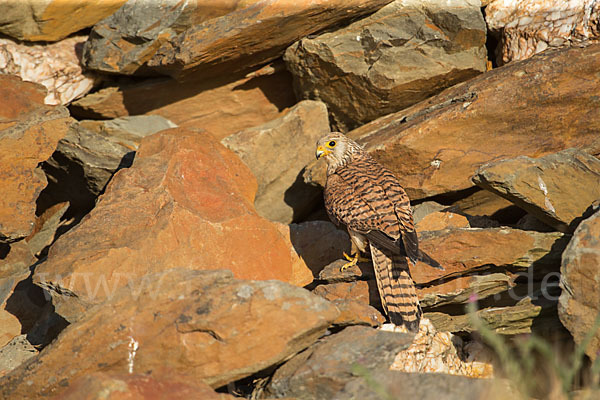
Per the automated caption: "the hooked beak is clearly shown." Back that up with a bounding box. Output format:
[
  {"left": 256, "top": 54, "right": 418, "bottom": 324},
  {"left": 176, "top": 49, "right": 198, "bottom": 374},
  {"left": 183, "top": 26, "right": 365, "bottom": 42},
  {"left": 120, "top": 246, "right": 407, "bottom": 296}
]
[{"left": 316, "top": 145, "right": 330, "bottom": 160}]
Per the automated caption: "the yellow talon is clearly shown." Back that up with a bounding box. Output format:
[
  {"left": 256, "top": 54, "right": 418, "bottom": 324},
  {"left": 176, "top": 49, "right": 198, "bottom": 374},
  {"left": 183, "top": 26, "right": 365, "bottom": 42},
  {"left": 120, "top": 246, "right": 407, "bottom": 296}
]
[{"left": 341, "top": 252, "right": 359, "bottom": 272}]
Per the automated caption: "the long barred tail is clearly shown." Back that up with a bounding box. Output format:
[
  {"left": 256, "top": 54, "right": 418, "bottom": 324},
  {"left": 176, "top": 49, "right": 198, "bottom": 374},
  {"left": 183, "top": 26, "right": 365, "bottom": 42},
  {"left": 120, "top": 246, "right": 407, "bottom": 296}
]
[{"left": 370, "top": 242, "right": 422, "bottom": 332}]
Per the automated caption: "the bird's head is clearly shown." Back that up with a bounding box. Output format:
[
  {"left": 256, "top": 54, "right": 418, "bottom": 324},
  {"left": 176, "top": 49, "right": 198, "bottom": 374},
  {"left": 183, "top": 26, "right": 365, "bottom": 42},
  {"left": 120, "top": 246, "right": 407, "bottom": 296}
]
[{"left": 315, "top": 132, "right": 362, "bottom": 172}]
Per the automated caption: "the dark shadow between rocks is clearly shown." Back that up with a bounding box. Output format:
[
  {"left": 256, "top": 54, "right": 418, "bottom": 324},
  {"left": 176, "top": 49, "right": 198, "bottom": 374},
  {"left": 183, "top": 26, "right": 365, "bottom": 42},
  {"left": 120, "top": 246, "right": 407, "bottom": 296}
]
[
  {"left": 118, "top": 150, "right": 136, "bottom": 170},
  {"left": 365, "top": 274, "right": 385, "bottom": 316},
  {"left": 215, "top": 363, "right": 282, "bottom": 399},
  {"left": 283, "top": 167, "right": 324, "bottom": 223},
  {"left": 4, "top": 273, "right": 47, "bottom": 334},
  {"left": 517, "top": 233, "right": 570, "bottom": 280},
  {"left": 305, "top": 258, "right": 386, "bottom": 318},
  {"left": 568, "top": 202, "right": 600, "bottom": 233},
  {"left": 4, "top": 262, "right": 70, "bottom": 350},
  {"left": 481, "top": 6, "right": 501, "bottom": 68},
  {"left": 0, "top": 243, "right": 10, "bottom": 259},
  {"left": 121, "top": 77, "right": 223, "bottom": 115},
  {"left": 36, "top": 149, "right": 137, "bottom": 243},
  {"left": 86, "top": 73, "right": 249, "bottom": 119},
  {"left": 36, "top": 154, "right": 97, "bottom": 224},
  {"left": 231, "top": 65, "right": 296, "bottom": 112},
  {"left": 114, "top": 59, "right": 296, "bottom": 118},
  {"left": 25, "top": 301, "right": 70, "bottom": 349},
  {"left": 421, "top": 186, "right": 527, "bottom": 227},
  {"left": 489, "top": 205, "right": 527, "bottom": 225},
  {"left": 414, "top": 187, "right": 476, "bottom": 206}
]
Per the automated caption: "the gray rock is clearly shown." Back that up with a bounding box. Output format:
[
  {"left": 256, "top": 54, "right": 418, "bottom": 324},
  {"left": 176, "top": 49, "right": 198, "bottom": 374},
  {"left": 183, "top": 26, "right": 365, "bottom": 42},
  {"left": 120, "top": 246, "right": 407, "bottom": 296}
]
[
  {"left": 419, "top": 273, "right": 513, "bottom": 309},
  {"left": 88, "top": 115, "right": 178, "bottom": 142},
  {"left": 318, "top": 259, "right": 373, "bottom": 283},
  {"left": 82, "top": 0, "right": 193, "bottom": 75},
  {"left": 222, "top": 100, "right": 329, "bottom": 223},
  {"left": 41, "top": 115, "right": 176, "bottom": 216},
  {"left": 473, "top": 148, "right": 600, "bottom": 232},
  {"left": 264, "top": 325, "right": 413, "bottom": 400},
  {"left": 426, "top": 294, "right": 556, "bottom": 335},
  {"left": 0, "top": 335, "right": 37, "bottom": 378},
  {"left": 334, "top": 370, "right": 517, "bottom": 400},
  {"left": 25, "top": 202, "right": 69, "bottom": 257},
  {"left": 558, "top": 209, "right": 600, "bottom": 361},
  {"left": 413, "top": 201, "right": 445, "bottom": 223},
  {"left": 284, "top": 0, "right": 487, "bottom": 131}
]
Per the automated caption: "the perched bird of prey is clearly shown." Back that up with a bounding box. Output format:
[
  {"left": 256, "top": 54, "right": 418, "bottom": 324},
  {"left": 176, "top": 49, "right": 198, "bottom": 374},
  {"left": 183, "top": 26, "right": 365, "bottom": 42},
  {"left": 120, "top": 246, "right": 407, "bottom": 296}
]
[{"left": 316, "top": 132, "right": 441, "bottom": 332}]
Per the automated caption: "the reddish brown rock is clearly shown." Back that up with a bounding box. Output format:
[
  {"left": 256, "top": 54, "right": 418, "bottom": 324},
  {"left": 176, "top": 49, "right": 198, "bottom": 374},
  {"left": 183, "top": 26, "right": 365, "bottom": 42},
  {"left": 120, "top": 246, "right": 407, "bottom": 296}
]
[
  {"left": 312, "top": 225, "right": 565, "bottom": 335},
  {"left": 1, "top": 269, "right": 339, "bottom": 398},
  {"left": 56, "top": 372, "right": 236, "bottom": 400},
  {"left": 147, "top": 0, "right": 392, "bottom": 79},
  {"left": 416, "top": 211, "right": 470, "bottom": 232},
  {"left": 33, "top": 128, "right": 312, "bottom": 321},
  {"left": 81, "top": 0, "right": 390, "bottom": 78},
  {"left": 272, "top": 224, "right": 316, "bottom": 289},
  {"left": 0, "top": 0, "right": 126, "bottom": 42},
  {"left": 313, "top": 280, "right": 377, "bottom": 306},
  {"left": 414, "top": 227, "right": 564, "bottom": 284},
  {"left": 344, "top": 44, "right": 600, "bottom": 200},
  {"left": 69, "top": 64, "right": 296, "bottom": 140},
  {"left": 473, "top": 148, "right": 600, "bottom": 232},
  {"left": 559, "top": 209, "right": 600, "bottom": 360},
  {"left": 314, "top": 227, "right": 564, "bottom": 315},
  {"left": 0, "top": 75, "right": 73, "bottom": 242},
  {"left": 331, "top": 299, "right": 385, "bottom": 327}
]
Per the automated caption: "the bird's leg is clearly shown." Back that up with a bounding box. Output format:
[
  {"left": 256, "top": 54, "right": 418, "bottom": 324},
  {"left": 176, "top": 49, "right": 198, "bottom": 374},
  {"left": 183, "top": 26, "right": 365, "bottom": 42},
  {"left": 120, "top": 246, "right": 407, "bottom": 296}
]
[
  {"left": 341, "top": 251, "right": 359, "bottom": 272},
  {"left": 341, "top": 242, "right": 369, "bottom": 272}
]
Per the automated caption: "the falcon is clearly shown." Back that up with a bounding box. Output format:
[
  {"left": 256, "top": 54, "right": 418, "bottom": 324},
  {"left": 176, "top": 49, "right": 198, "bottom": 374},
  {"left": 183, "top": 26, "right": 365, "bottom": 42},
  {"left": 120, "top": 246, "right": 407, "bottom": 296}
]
[{"left": 315, "top": 132, "right": 441, "bottom": 332}]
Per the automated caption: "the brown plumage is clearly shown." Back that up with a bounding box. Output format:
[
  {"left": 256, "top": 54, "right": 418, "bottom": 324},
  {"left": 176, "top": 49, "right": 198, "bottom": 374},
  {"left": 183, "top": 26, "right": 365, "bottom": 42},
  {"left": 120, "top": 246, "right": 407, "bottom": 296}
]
[{"left": 316, "top": 132, "right": 429, "bottom": 332}]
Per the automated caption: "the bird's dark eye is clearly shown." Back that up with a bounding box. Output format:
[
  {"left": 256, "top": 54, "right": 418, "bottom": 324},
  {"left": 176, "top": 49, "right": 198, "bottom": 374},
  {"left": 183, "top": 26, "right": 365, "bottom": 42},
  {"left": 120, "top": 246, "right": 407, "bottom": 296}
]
[{"left": 328, "top": 140, "right": 336, "bottom": 147}]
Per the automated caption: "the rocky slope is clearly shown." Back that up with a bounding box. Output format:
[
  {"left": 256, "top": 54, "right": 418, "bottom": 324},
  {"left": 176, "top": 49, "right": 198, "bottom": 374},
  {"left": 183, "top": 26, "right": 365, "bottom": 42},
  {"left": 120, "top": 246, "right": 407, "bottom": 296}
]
[{"left": 0, "top": 0, "right": 599, "bottom": 399}]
